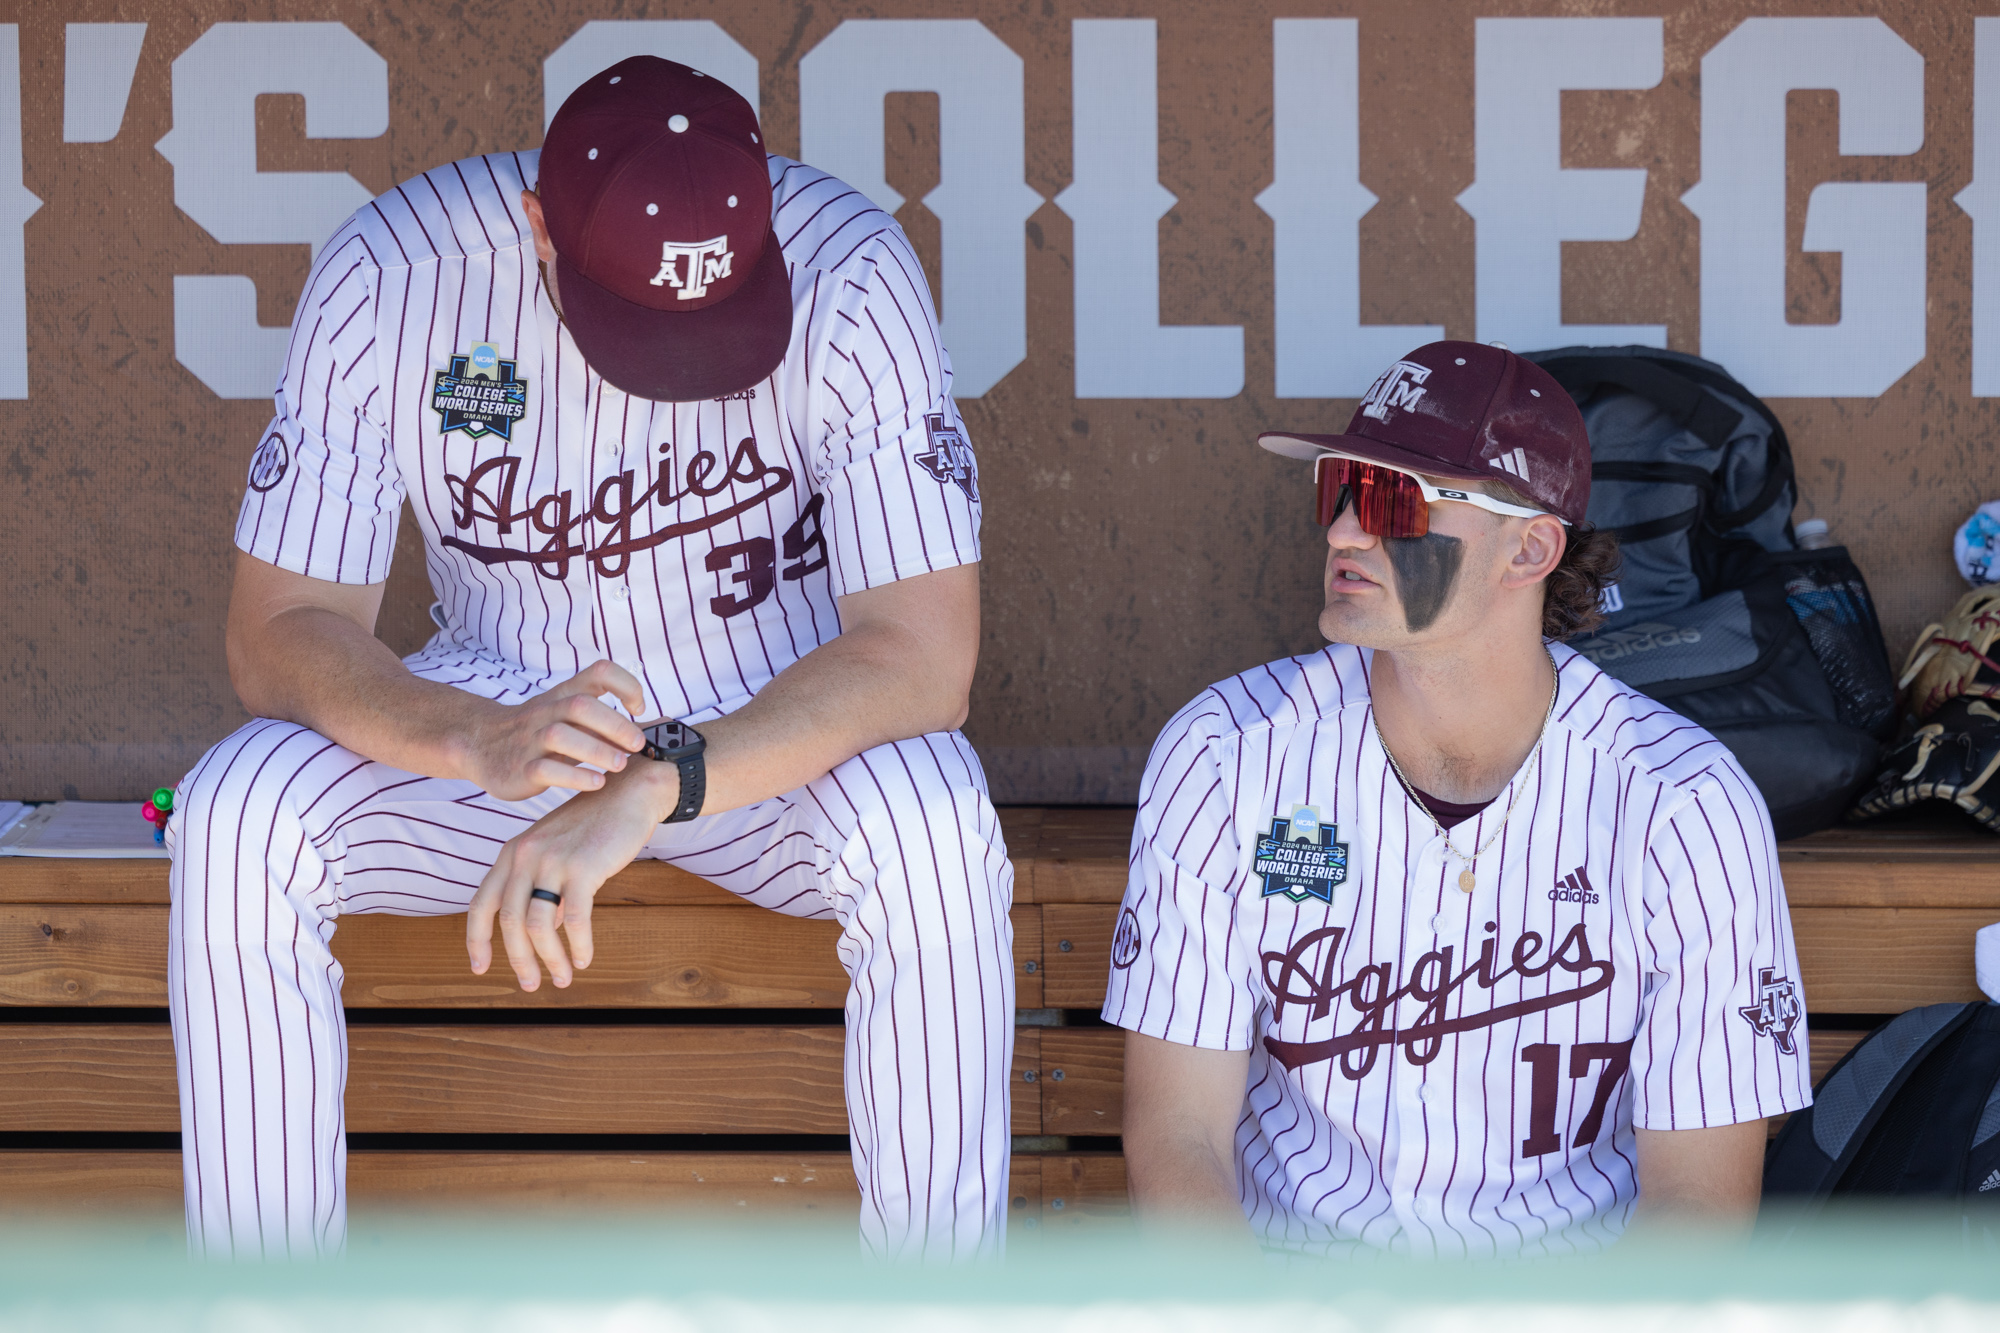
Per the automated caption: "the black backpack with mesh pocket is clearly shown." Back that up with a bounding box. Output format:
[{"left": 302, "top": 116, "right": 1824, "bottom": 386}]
[
  {"left": 1525, "top": 345, "right": 1898, "bottom": 838},
  {"left": 1764, "top": 1002, "right": 2000, "bottom": 1207}
]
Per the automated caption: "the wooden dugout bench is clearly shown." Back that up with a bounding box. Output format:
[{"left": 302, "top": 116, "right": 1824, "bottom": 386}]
[{"left": 0, "top": 807, "right": 1993, "bottom": 1227}]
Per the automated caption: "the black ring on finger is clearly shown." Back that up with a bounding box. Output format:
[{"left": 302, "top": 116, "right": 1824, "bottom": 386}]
[{"left": 529, "top": 888, "right": 562, "bottom": 905}]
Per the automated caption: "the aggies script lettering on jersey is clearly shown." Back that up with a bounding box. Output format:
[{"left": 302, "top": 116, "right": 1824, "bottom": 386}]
[
  {"left": 235, "top": 152, "right": 979, "bottom": 724},
  {"left": 1102, "top": 645, "right": 1813, "bottom": 1259}
]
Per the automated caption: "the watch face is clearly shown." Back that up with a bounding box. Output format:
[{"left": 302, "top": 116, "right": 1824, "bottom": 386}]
[{"left": 644, "top": 720, "right": 701, "bottom": 755}]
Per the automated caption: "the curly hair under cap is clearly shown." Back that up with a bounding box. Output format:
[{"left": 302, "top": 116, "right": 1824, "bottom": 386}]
[
  {"left": 1541, "top": 525, "right": 1621, "bottom": 640},
  {"left": 1477, "top": 478, "right": 1621, "bottom": 640}
]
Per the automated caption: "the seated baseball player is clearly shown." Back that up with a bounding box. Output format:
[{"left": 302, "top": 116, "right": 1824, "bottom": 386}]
[
  {"left": 1106, "top": 341, "right": 1812, "bottom": 1258},
  {"left": 169, "top": 58, "right": 1011, "bottom": 1259}
]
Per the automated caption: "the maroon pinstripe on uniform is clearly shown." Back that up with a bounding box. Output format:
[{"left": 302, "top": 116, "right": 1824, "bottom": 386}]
[
  {"left": 173, "top": 152, "right": 1011, "bottom": 1259},
  {"left": 1102, "top": 644, "right": 1812, "bottom": 1259}
]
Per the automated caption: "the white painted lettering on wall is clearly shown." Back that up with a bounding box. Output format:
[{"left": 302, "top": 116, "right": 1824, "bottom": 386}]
[
  {"left": 1956, "top": 18, "right": 2000, "bottom": 397},
  {"left": 1682, "top": 17, "right": 1927, "bottom": 398},
  {"left": 1259, "top": 18, "right": 1443, "bottom": 397},
  {"left": 800, "top": 19, "right": 1043, "bottom": 399},
  {"left": 1056, "top": 18, "right": 1246, "bottom": 399},
  {"left": 29, "top": 15, "right": 1966, "bottom": 403},
  {"left": 0, "top": 26, "right": 41, "bottom": 400},
  {"left": 156, "top": 23, "right": 389, "bottom": 400},
  {"left": 1458, "top": 17, "right": 1667, "bottom": 352}
]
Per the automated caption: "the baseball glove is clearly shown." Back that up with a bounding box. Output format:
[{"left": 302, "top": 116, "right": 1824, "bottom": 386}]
[
  {"left": 1850, "top": 586, "right": 2000, "bottom": 829},
  {"left": 1897, "top": 585, "right": 2000, "bottom": 722}
]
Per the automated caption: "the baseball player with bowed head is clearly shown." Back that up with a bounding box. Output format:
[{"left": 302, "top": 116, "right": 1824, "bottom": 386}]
[
  {"left": 170, "top": 57, "right": 1012, "bottom": 1259},
  {"left": 1106, "top": 341, "right": 1813, "bottom": 1258}
]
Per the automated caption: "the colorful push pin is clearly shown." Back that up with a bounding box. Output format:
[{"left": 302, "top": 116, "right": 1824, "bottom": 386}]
[{"left": 142, "top": 787, "right": 175, "bottom": 844}]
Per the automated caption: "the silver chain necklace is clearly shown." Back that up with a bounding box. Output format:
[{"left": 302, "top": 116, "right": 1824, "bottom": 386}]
[{"left": 1372, "top": 647, "right": 1560, "bottom": 894}]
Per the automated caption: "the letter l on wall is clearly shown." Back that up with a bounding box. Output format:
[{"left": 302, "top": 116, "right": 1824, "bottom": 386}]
[
  {"left": 1257, "top": 19, "right": 1442, "bottom": 397},
  {"left": 1055, "top": 19, "right": 1243, "bottom": 399}
]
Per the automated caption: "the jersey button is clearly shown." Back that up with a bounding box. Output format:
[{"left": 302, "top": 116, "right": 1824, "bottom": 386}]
[
  {"left": 1418, "top": 1081, "right": 1440, "bottom": 1105},
  {"left": 610, "top": 583, "right": 631, "bottom": 601},
  {"left": 1428, "top": 912, "right": 1449, "bottom": 934}
]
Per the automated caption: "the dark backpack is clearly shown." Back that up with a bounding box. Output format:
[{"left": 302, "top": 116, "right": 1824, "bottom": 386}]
[
  {"left": 1764, "top": 1002, "right": 2000, "bottom": 1206},
  {"left": 1525, "top": 345, "right": 1899, "bottom": 838}
]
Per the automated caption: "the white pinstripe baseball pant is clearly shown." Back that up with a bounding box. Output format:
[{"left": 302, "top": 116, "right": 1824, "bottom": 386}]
[{"left": 166, "top": 718, "right": 1015, "bottom": 1260}]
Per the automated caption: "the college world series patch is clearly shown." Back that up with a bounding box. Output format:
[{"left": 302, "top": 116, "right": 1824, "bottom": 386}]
[
  {"left": 432, "top": 343, "right": 529, "bottom": 440},
  {"left": 1254, "top": 804, "right": 1349, "bottom": 904}
]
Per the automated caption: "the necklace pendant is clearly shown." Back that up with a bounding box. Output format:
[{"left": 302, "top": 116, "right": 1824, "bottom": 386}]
[{"left": 1458, "top": 869, "right": 1476, "bottom": 894}]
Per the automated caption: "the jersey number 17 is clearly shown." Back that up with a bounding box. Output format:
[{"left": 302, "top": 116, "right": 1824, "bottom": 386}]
[{"left": 1519, "top": 1040, "right": 1634, "bottom": 1158}]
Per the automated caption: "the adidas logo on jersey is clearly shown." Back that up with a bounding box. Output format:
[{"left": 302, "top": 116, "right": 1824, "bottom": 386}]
[
  {"left": 1980, "top": 1169, "right": 2000, "bottom": 1192},
  {"left": 1549, "top": 865, "right": 1600, "bottom": 905},
  {"left": 1489, "top": 447, "right": 1532, "bottom": 483}
]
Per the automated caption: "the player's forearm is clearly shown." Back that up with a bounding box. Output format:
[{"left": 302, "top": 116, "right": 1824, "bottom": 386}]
[
  {"left": 641, "top": 565, "right": 978, "bottom": 819},
  {"left": 686, "top": 616, "right": 971, "bottom": 816},
  {"left": 227, "top": 602, "right": 494, "bottom": 781}
]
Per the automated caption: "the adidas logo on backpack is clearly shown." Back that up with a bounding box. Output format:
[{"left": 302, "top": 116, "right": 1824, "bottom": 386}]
[{"left": 1765, "top": 1001, "right": 2000, "bottom": 1206}]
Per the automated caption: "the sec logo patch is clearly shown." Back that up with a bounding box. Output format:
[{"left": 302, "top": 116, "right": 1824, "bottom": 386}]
[
  {"left": 248, "top": 433, "right": 290, "bottom": 493},
  {"left": 1111, "top": 908, "right": 1143, "bottom": 970}
]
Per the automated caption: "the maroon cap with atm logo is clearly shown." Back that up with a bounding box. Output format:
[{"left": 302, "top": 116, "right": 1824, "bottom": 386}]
[
  {"left": 537, "top": 56, "right": 791, "bottom": 402},
  {"left": 1259, "top": 341, "right": 1591, "bottom": 525}
]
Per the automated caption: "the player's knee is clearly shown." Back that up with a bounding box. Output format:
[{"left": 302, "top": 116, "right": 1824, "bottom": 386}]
[
  {"left": 885, "top": 778, "right": 1001, "bottom": 859},
  {"left": 170, "top": 720, "right": 329, "bottom": 879}
]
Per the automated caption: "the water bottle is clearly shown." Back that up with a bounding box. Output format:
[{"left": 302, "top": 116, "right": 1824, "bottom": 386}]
[{"left": 1796, "top": 518, "right": 1833, "bottom": 550}]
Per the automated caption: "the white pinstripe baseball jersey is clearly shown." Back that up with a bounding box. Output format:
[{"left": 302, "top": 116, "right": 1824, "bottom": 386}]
[
  {"left": 235, "top": 150, "right": 980, "bottom": 723},
  {"left": 179, "top": 149, "right": 1013, "bottom": 1260},
  {"left": 1103, "top": 643, "right": 1813, "bottom": 1259}
]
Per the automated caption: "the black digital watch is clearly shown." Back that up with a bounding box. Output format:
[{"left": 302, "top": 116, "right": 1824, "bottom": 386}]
[{"left": 640, "top": 720, "right": 707, "bottom": 823}]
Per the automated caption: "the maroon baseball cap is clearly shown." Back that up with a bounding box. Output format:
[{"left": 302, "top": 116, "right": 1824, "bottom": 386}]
[
  {"left": 537, "top": 56, "right": 791, "bottom": 402},
  {"left": 1259, "top": 341, "right": 1591, "bottom": 525}
]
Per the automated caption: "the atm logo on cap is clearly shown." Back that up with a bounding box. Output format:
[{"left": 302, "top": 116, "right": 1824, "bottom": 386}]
[
  {"left": 1359, "top": 360, "right": 1431, "bottom": 422},
  {"left": 651, "top": 235, "right": 733, "bottom": 300}
]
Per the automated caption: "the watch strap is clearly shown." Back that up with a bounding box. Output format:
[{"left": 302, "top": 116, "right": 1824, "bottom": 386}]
[
  {"left": 665, "top": 750, "right": 705, "bottom": 823},
  {"left": 640, "top": 720, "right": 707, "bottom": 824}
]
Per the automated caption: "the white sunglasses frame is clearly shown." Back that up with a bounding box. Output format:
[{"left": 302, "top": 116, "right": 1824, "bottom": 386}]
[{"left": 1312, "top": 451, "right": 1565, "bottom": 526}]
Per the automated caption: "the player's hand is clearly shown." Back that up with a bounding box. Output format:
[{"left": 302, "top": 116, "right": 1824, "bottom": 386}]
[
  {"left": 464, "top": 660, "right": 647, "bottom": 801},
  {"left": 465, "top": 760, "right": 677, "bottom": 990}
]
